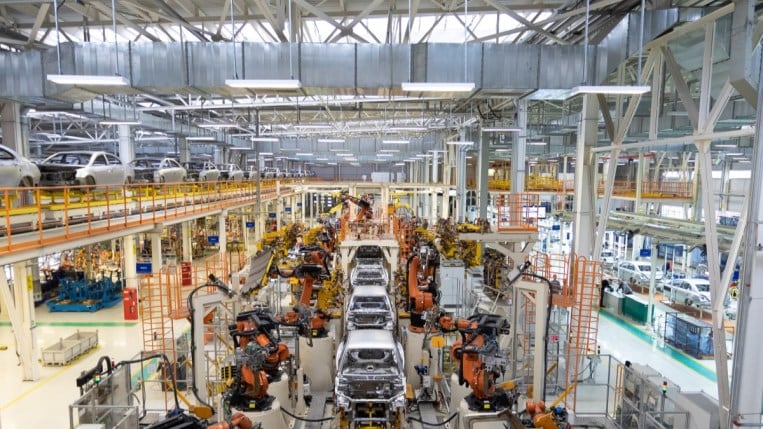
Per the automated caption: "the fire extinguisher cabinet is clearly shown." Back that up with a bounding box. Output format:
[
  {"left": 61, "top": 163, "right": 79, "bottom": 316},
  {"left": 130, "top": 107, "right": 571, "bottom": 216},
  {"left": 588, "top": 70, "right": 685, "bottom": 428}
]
[{"left": 123, "top": 288, "right": 139, "bottom": 320}]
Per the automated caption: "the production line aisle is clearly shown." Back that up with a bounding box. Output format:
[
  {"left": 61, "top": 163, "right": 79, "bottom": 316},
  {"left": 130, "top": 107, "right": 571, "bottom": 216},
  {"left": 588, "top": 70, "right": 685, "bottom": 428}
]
[{"left": 597, "top": 310, "right": 724, "bottom": 399}]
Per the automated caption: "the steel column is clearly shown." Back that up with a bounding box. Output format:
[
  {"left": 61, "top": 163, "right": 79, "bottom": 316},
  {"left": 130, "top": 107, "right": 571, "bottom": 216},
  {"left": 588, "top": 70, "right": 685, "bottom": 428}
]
[
  {"left": 118, "top": 124, "right": 134, "bottom": 164},
  {"left": 123, "top": 234, "right": 138, "bottom": 290},
  {"left": 0, "top": 101, "right": 27, "bottom": 156},
  {"left": 511, "top": 99, "right": 527, "bottom": 193},
  {"left": 219, "top": 210, "right": 227, "bottom": 256},
  {"left": 730, "top": 47, "right": 763, "bottom": 427},
  {"left": 151, "top": 231, "right": 162, "bottom": 273},
  {"left": 181, "top": 221, "right": 192, "bottom": 262},
  {"left": 572, "top": 94, "right": 598, "bottom": 258}
]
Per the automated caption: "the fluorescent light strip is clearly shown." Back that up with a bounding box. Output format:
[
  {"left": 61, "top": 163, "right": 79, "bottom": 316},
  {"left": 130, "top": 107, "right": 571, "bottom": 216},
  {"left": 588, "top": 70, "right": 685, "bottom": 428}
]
[
  {"left": 383, "top": 140, "right": 410, "bottom": 145},
  {"left": 482, "top": 127, "right": 522, "bottom": 132},
  {"left": 100, "top": 120, "right": 141, "bottom": 126},
  {"left": 47, "top": 74, "right": 129, "bottom": 86},
  {"left": 446, "top": 141, "right": 474, "bottom": 146},
  {"left": 198, "top": 123, "right": 239, "bottom": 129},
  {"left": 380, "top": 149, "right": 400, "bottom": 153},
  {"left": 225, "top": 79, "right": 302, "bottom": 89},
  {"left": 389, "top": 126, "right": 427, "bottom": 132},
  {"left": 295, "top": 124, "right": 332, "bottom": 130},
  {"left": 377, "top": 153, "right": 394, "bottom": 157},
  {"left": 495, "top": 149, "right": 511, "bottom": 152},
  {"left": 527, "top": 141, "right": 547, "bottom": 146},
  {"left": 186, "top": 136, "right": 216, "bottom": 141},
  {"left": 571, "top": 85, "right": 651, "bottom": 95},
  {"left": 317, "top": 138, "right": 345, "bottom": 143},
  {"left": 316, "top": 158, "right": 328, "bottom": 161},
  {"left": 402, "top": 82, "right": 475, "bottom": 92},
  {"left": 258, "top": 152, "right": 274, "bottom": 156},
  {"left": 394, "top": 162, "right": 405, "bottom": 166},
  {"left": 296, "top": 153, "right": 314, "bottom": 156},
  {"left": 337, "top": 153, "right": 354, "bottom": 157},
  {"left": 714, "top": 144, "right": 737, "bottom": 148},
  {"left": 251, "top": 137, "right": 280, "bottom": 142}
]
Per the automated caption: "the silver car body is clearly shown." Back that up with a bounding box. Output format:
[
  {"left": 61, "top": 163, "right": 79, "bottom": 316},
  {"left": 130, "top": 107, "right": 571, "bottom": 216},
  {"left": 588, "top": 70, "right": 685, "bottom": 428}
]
[
  {"left": 617, "top": 260, "right": 664, "bottom": 285},
  {"left": 335, "top": 330, "right": 406, "bottom": 427},
  {"left": 130, "top": 158, "right": 186, "bottom": 183},
  {"left": 0, "top": 144, "right": 40, "bottom": 187},
  {"left": 219, "top": 164, "right": 245, "bottom": 181},
  {"left": 39, "top": 151, "right": 130, "bottom": 186},
  {"left": 670, "top": 278, "right": 711, "bottom": 308},
  {"left": 345, "top": 285, "right": 396, "bottom": 331},
  {"left": 182, "top": 161, "right": 220, "bottom": 181}
]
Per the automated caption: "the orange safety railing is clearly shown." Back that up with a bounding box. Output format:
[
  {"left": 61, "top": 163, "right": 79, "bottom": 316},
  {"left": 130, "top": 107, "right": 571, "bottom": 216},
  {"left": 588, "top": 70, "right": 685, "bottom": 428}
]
[
  {"left": 0, "top": 180, "right": 288, "bottom": 260},
  {"left": 494, "top": 193, "right": 541, "bottom": 232},
  {"left": 533, "top": 252, "right": 572, "bottom": 307},
  {"left": 596, "top": 180, "right": 692, "bottom": 199}
]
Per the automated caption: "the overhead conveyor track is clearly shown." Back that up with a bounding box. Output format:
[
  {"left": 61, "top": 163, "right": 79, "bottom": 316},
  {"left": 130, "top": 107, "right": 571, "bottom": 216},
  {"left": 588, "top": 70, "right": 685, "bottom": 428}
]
[{"left": 0, "top": 181, "right": 296, "bottom": 266}]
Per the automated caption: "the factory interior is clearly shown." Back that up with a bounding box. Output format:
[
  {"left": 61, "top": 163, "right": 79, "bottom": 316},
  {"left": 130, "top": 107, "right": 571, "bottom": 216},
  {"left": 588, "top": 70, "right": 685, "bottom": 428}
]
[{"left": 0, "top": 0, "right": 761, "bottom": 428}]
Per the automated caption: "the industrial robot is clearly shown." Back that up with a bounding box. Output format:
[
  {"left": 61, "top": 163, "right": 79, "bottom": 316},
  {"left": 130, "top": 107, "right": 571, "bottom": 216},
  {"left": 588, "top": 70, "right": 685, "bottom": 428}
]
[
  {"left": 220, "top": 308, "right": 291, "bottom": 429},
  {"left": 437, "top": 312, "right": 516, "bottom": 412},
  {"left": 341, "top": 192, "right": 374, "bottom": 221}
]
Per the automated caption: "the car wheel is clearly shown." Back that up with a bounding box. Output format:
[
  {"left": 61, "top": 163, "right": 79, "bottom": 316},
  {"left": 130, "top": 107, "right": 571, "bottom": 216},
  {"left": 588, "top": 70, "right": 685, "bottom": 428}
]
[
  {"left": 86, "top": 176, "right": 96, "bottom": 186},
  {"left": 684, "top": 298, "right": 692, "bottom": 307},
  {"left": 159, "top": 175, "right": 166, "bottom": 183}
]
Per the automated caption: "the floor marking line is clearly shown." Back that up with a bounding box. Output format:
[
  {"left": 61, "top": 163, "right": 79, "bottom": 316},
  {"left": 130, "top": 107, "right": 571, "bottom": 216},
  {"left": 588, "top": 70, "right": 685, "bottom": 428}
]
[{"left": 1, "top": 356, "right": 86, "bottom": 411}]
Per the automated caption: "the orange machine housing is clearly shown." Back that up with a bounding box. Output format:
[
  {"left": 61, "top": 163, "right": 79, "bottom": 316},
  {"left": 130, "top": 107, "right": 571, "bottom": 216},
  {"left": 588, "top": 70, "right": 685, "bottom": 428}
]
[{"left": 407, "top": 253, "right": 438, "bottom": 332}]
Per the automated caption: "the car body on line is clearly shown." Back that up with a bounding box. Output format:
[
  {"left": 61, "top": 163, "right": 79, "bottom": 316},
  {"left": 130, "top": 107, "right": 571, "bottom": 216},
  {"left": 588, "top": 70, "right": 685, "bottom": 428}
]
[
  {"left": 38, "top": 151, "right": 132, "bottom": 186},
  {"left": 669, "top": 278, "right": 711, "bottom": 308},
  {"left": 0, "top": 144, "right": 40, "bottom": 188},
  {"left": 617, "top": 260, "right": 664, "bottom": 286},
  {"left": 182, "top": 161, "right": 220, "bottom": 182},
  {"left": 345, "top": 285, "right": 396, "bottom": 331},
  {"left": 218, "top": 164, "right": 245, "bottom": 181},
  {"left": 130, "top": 157, "right": 186, "bottom": 183}
]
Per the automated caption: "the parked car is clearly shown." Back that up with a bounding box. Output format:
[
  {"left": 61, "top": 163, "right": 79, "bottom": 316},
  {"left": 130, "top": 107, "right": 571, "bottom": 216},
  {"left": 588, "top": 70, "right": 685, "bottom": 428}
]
[
  {"left": 617, "top": 260, "right": 664, "bottom": 286},
  {"left": 39, "top": 151, "right": 132, "bottom": 186},
  {"left": 218, "top": 164, "right": 245, "bottom": 182},
  {"left": 0, "top": 144, "right": 40, "bottom": 188},
  {"left": 334, "top": 329, "right": 406, "bottom": 425},
  {"left": 182, "top": 161, "right": 220, "bottom": 182},
  {"left": 345, "top": 285, "right": 396, "bottom": 331},
  {"left": 130, "top": 157, "right": 186, "bottom": 183},
  {"left": 669, "top": 278, "right": 711, "bottom": 308}
]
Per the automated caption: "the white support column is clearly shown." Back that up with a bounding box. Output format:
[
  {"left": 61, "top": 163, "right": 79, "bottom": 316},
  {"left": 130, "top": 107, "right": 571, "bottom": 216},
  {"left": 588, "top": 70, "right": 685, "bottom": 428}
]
[
  {"left": 572, "top": 94, "right": 598, "bottom": 258},
  {"left": 178, "top": 136, "right": 190, "bottom": 163},
  {"left": 241, "top": 215, "right": 249, "bottom": 250},
  {"left": 511, "top": 99, "right": 528, "bottom": 193},
  {"left": 118, "top": 124, "right": 134, "bottom": 164},
  {"left": 290, "top": 195, "right": 296, "bottom": 223},
  {"left": 276, "top": 197, "right": 283, "bottom": 229},
  {"left": 441, "top": 186, "right": 450, "bottom": 221},
  {"left": 123, "top": 235, "right": 138, "bottom": 290},
  {"left": 635, "top": 152, "right": 645, "bottom": 213},
  {"left": 730, "top": 48, "right": 763, "bottom": 426},
  {"left": 431, "top": 151, "right": 439, "bottom": 183},
  {"left": 151, "top": 232, "right": 162, "bottom": 273},
  {"left": 430, "top": 190, "right": 437, "bottom": 224},
  {"left": 181, "top": 222, "right": 193, "bottom": 262},
  {"left": 1, "top": 102, "right": 28, "bottom": 156},
  {"left": 0, "top": 262, "right": 40, "bottom": 381},
  {"left": 219, "top": 211, "right": 228, "bottom": 256},
  {"left": 478, "top": 129, "right": 489, "bottom": 220}
]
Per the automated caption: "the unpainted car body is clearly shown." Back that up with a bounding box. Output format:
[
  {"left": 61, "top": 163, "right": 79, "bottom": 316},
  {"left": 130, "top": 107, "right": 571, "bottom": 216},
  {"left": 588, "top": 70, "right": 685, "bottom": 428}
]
[
  {"left": 617, "top": 260, "right": 664, "bottom": 286},
  {"left": 345, "top": 285, "right": 396, "bottom": 331},
  {"left": 218, "top": 164, "right": 245, "bottom": 181},
  {"left": 0, "top": 144, "right": 40, "bottom": 188},
  {"left": 39, "top": 151, "right": 132, "bottom": 186},
  {"left": 334, "top": 329, "right": 406, "bottom": 428},
  {"left": 130, "top": 158, "right": 186, "bottom": 183},
  {"left": 669, "top": 278, "right": 711, "bottom": 308},
  {"left": 182, "top": 161, "right": 220, "bottom": 182}
]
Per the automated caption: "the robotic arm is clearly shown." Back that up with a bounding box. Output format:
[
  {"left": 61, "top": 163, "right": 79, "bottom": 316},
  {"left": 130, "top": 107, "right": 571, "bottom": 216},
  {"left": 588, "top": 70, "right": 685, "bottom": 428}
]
[
  {"left": 342, "top": 193, "right": 373, "bottom": 221},
  {"left": 439, "top": 313, "right": 515, "bottom": 411}
]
